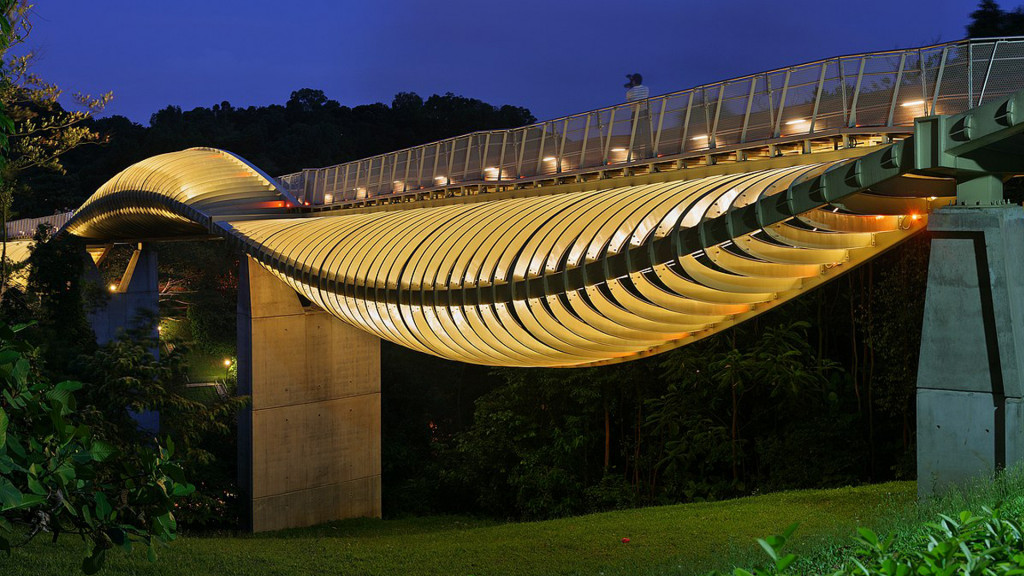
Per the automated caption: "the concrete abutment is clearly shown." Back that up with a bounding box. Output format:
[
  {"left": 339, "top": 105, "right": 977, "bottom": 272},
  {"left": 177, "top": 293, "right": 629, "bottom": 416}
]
[{"left": 917, "top": 205, "right": 1024, "bottom": 496}]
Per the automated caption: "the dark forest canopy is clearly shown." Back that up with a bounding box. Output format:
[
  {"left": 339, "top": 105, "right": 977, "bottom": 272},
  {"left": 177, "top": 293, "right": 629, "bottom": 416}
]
[
  {"left": 967, "top": 0, "right": 1024, "bottom": 37},
  {"left": 12, "top": 89, "right": 535, "bottom": 218}
]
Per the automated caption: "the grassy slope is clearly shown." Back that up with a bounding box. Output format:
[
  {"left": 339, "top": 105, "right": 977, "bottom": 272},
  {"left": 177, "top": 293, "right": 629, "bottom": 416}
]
[{"left": 3, "top": 482, "right": 915, "bottom": 576}]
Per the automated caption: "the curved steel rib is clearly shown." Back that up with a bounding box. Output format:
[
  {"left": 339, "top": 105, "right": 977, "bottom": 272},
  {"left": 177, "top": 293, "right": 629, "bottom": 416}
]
[{"left": 65, "top": 147, "right": 935, "bottom": 367}]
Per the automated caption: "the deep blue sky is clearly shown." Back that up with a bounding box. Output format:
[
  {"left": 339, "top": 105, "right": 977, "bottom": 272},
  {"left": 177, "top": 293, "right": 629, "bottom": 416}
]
[{"left": 25, "top": 0, "right": 980, "bottom": 125}]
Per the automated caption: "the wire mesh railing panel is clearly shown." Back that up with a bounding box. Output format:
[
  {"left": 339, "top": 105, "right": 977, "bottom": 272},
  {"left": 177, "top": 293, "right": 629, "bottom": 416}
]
[
  {"left": 277, "top": 38, "right": 1024, "bottom": 205},
  {"left": 981, "top": 40, "right": 1024, "bottom": 103},
  {"left": 935, "top": 44, "right": 970, "bottom": 116}
]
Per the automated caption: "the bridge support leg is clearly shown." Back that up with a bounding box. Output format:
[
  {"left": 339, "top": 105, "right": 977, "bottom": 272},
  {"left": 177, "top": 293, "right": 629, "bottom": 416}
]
[
  {"left": 88, "top": 243, "right": 159, "bottom": 346},
  {"left": 917, "top": 204, "right": 1024, "bottom": 497},
  {"left": 86, "top": 243, "right": 159, "bottom": 432},
  {"left": 237, "top": 256, "right": 381, "bottom": 532}
]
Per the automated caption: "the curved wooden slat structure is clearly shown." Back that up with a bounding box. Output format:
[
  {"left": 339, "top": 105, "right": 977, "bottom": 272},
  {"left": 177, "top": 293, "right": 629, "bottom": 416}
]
[{"left": 62, "top": 146, "right": 942, "bottom": 367}]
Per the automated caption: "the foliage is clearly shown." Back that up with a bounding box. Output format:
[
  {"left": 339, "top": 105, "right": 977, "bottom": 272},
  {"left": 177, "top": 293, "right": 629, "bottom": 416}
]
[
  {"left": 0, "top": 481, "right": 915, "bottom": 576},
  {"left": 76, "top": 329, "right": 248, "bottom": 529},
  {"left": 967, "top": 1, "right": 1024, "bottom": 37},
  {"left": 716, "top": 505, "right": 1024, "bottom": 576},
  {"left": 0, "top": 322, "right": 192, "bottom": 573},
  {"left": 13, "top": 90, "right": 535, "bottom": 219},
  {"left": 0, "top": 1, "right": 111, "bottom": 300}
]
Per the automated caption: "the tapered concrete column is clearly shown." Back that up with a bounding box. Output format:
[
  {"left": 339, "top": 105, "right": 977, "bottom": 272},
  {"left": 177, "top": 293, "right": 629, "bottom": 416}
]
[
  {"left": 917, "top": 204, "right": 1024, "bottom": 496},
  {"left": 237, "top": 256, "right": 381, "bottom": 532},
  {"left": 86, "top": 243, "right": 159, "bottom": 432},
  {"left": 87, "top": 244, "right": 159, "bottom": 346}
]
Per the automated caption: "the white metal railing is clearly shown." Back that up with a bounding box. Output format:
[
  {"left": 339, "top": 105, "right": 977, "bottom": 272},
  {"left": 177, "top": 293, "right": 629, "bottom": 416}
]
[
  {"left": 5, "top": 211, "right": 74, "bottom": 240},
  {"left": 280, "top": 37, "right": 1023, "bottom": 206}
]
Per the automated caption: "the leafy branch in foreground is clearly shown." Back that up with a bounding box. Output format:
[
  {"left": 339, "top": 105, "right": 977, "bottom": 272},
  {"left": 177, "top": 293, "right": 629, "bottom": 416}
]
[
  {"left": 713, "top": 504, "right": 1024, "bottom": 576},
  {"left": 0, "top": 322, "right": 193, "bottom": 573}
]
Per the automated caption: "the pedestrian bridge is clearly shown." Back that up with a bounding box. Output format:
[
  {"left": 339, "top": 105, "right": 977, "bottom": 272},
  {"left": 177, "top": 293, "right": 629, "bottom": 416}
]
[
  {"left": 55, "top": 37, "right": 1024, "bottom": 367},
  {"left": 8, "top": 37, "right": 1024, "bottom": 530}
]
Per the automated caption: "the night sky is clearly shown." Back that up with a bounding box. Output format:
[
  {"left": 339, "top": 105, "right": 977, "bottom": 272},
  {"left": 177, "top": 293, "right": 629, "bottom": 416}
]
[{"left": 25, "top": 0, "right": 978, "bottom": 125}]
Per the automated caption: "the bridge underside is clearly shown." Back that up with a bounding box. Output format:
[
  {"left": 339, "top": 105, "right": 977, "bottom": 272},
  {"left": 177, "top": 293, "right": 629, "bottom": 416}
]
[{"left": 61, "top": 147, "right": 955, "bottom": 367}]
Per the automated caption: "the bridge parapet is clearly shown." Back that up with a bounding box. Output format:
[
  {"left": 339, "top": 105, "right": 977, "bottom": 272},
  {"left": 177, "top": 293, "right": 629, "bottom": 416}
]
[
  {"left": 5, "top": 211, "right": 73, "bottom": 240},
  {"left": 281, "top": 37, "right": 1024, "bottom": 210}
]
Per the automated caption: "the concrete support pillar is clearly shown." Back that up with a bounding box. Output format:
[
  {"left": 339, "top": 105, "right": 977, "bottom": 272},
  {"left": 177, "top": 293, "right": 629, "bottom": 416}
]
[
  {"left": 86, "top": 243, "right": 159, "bottom": 432},
  {"left": 917, "top": 204, "right": 1024, "bottom": 496},
  {"left": 237, "top": 256, "right": 381, "bottom": 532},
  {"left": 88, "top": 243, "right": 159, "bottom": 346}
]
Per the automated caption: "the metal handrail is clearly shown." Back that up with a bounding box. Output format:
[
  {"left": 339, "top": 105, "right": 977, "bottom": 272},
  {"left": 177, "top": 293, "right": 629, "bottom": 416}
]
[
  {"left": 278, "top": 37, "right": 1024, "bottom": 207},
  {"left": 5, "top": 211, "right": 73, "bottom": 240}
]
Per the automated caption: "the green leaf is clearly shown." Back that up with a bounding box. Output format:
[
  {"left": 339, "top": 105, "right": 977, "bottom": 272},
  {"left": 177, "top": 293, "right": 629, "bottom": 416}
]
[
  {"left": 26, "top": 474, "right": 45, "bottom": 496},
  {"left": 147, "top": 544, "right": 157, "bottom": 562},
  {"left": 756, "top": 538, "right": 779, "bottom": 561},
  {"left": 89, "top": 440, "right": 117, "bottom": 462},
  {"left": 94, "top": 492, "right": 112, "bottom": 521},
  {"left": 55, "top": 380, "right": 83, "bottom": 393},
  {"left": 171, "top": 482, "right": 195, "bottom": 497},
  {"left": 0, "top": 407, "right": 7, "bottom": 450},
  {"left": 857, "top": 527, "right": 880, "bottom": 547},
  {"left": 10, "top": 494, "right": 45, "bottom": 510},
  {"left": 776, "top": 553, "right": 796, "bottom": 572},
  {"left": 0, "top": 477, "right": 21, "bottom": 510},
  {"left": 82, "top": 546, "right": 106, "bottom": 575}
]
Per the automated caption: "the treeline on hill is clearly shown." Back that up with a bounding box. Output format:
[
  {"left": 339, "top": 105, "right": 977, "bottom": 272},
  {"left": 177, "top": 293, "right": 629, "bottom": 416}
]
[
  {"left": 10, "top": 89, "right": 535, "bottom": 218},
  {"left": 6, "top": 87, "right": 931, "bottom": 525}
]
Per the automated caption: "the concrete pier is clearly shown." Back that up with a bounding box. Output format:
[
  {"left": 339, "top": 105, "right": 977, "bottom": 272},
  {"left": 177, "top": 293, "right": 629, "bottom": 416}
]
[
  {"left": 917, "top": 205, "right": 1024, "bottom": 496},
  {"left": 88, "top": 243, "right": 159, "bottom": 346},
  {"left": 86, "top": 243, "right": 160, "bottom": 432},
  {"left": 237, "top": 256, "right": 381, "bottom": 532}
]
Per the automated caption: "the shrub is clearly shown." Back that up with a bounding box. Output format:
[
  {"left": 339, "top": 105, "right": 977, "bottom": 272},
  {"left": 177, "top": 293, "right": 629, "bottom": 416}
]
[
  {"left": 0, "top": 322, "right": 193, "bottom": 573},
  {"left": 715, "top": 503, "right": 1024, "bottom": 576}
]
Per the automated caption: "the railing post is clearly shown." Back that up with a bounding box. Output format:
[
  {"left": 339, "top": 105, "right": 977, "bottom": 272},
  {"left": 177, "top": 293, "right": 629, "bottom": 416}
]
[
  {"left": 679, "top": 92, "right": 694, "bottom": 155},
  {"left": 579, "top": 113, "right": 592, "bottom": 168},
  {"left": 462, "top": 135, "right": 474, "bottom": 179},
  {"left": 535, "top": 123, "right": 548, "bottom": 173},
  {"left": 497, "top": 131, "right": 509, "bottom": 180},
  {"left": 772, "top": 70, "right": 792, "bottom": 137},
  {"left": 602, "top": 108, "right": 617, "bottom": 165},
  {"left": 931, "top": 46, "right": 949, "bottom": 116},
  {"left": 626, "top": 103, "right": 640, "bottom": 163},
  {"left": 431, "top": 142, "right": 441, "bottom": 184},
  {"left": 918, "top": 49, "right": 928, "bottom": 113},
  {"left": 481, "top": 133, "right": 492, "bottom": 179},
  {"left": 809, "top": 61, "right": 828, "bottom": 135},
  {"left": 557, "top": 119, "right": 569, "bottom": 173},
  {"left": 652, "top": 97, "right": 667, "bottom": 156},
  {"left": 969, "top": 42, "right": 975, "bottom": 107},
  {"left": 403, "top": 150, "right": 412, "bottom": 190},
  {"left": 446, "top": 140, "right": 456, "bottom": 184},
  {"left": 740, "top": 77, "right": 757, "bottom": 144},
  {"left": 709, "top": 86, "right": 724, "bottom": 148},
  {"left": 513, "top": 129, "right": 526, "bottom": 178},
  {"left": 848, "top": 57, "right": 866, "bottom": 128},
  {"left": 886, "top": 53, "right": 907, "bottom": 126},
  {"left": 979, "top": 40, "right": 1000, "bottom": 105}
]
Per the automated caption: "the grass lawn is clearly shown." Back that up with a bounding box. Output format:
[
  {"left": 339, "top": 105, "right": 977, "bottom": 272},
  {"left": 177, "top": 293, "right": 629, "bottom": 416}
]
[
  {"left": 181, "top": 347, "right": 232, "bottom": 384},
  {"left": 1, "top": 482, "right": 915, "bottom": 576}
]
